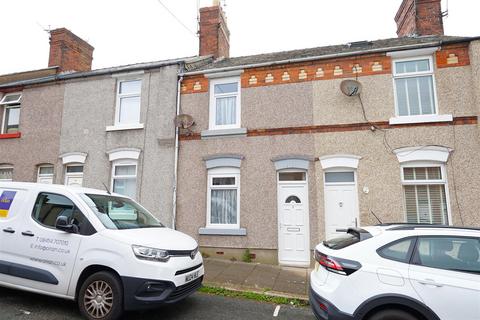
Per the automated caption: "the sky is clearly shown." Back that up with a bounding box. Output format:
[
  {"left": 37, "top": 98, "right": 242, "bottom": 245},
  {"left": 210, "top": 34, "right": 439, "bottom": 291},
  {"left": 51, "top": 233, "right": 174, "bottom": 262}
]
[{"left": 1, "top": 0, "right": 479, "bottom": 75}]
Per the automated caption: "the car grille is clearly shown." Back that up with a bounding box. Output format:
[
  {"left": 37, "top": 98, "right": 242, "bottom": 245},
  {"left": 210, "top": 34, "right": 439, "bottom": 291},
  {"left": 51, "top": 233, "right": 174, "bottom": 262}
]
[
  {"left": 166, "top": 276, "right": 203, "bottom": 303},
  {"left": 175, "top": 263, "right": 203, "bottom": 276},
  {"left": 168, "top": 247, "right": 199, "bottom": 259}
]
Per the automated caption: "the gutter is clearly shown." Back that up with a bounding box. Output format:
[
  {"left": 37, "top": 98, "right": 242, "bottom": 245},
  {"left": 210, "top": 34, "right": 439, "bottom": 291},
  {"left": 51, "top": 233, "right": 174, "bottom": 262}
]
[
  {"left": 0, "top": 57, "right": 201, "bottom": 89},
  {"left": 171, "top": 67, "right": 184, "bottom": 230},
  {"left": 180, "top": 37, "right": 480, "bottom": 76}
]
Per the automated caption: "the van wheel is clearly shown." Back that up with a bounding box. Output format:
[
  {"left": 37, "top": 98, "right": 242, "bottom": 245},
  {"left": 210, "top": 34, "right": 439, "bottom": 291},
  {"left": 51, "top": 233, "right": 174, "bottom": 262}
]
[
  {"left": 367, "top": 309, "right": 419, "bottom": 320},
  {"left": 78, "top": 271, "right": 123, "bottom": 320}
]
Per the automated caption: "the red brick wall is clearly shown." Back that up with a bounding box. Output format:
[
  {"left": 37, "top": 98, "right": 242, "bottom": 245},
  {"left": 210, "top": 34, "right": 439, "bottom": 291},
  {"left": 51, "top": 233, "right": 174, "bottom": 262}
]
[
  {"left": 199, "top": 5, "right": 230, "bottom": 58},
  {"left": 48, "top": 28, "right": 94, "bottom": 72},
  {"left": 395, "top": 0, "right": 444, "bottom": 37}
]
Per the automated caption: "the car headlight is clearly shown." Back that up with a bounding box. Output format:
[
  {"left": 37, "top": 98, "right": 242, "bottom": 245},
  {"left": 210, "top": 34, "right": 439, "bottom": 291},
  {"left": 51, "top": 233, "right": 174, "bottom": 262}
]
[{"left": 132, "top": 245, "right": 170, "bottom": 262}]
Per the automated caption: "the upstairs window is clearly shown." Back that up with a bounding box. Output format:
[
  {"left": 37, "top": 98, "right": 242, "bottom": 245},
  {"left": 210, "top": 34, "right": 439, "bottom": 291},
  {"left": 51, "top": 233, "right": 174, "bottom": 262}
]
[
  {"left": 209, "top": 77, "right": 241, "bottom": 130},
  {"left": 393, "top": 57, "right": 437, "bottom": 117},
  {"left": 1, "top": 92, "right": 22, "bottom": 134},
  {"left": 402, "top": 165, "right": 449, "bottom": 225},
  {"left": 115, "top": 79, "right": 141, "bottom": 126}
]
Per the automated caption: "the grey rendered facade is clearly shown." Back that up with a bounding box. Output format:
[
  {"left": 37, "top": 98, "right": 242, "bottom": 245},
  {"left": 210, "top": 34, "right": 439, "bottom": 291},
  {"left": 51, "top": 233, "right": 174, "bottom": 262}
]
[
  {"left": 58, "top": 63, "right": 182, "bottom": 225},
  {"left": 0, "top": 57, "right": 205, "bottom": 227}
]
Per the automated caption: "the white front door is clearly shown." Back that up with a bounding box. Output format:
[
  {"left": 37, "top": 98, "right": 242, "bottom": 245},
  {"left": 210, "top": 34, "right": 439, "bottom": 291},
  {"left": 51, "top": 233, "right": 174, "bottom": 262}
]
[
  {"left": 277, "top": 171, "right": 310, "bottom": 266},
  {"left": 65, "top": 165, "right": 84, "bottom": 187},
  {"left": 324, "top": 170, "right": 359, "bottom": 240}
]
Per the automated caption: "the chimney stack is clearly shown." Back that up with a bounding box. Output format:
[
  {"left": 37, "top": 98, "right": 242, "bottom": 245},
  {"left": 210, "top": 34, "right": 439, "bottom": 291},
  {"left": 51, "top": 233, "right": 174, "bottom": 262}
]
[
  {"left": 199, "top": 2, "right": 230, "bottom": 59},
  {"left": 48, "top": 28, "right": 94, "bottom": 72},
  {"left": 395, "top": 0, "right": 444, "bottom": 37}
]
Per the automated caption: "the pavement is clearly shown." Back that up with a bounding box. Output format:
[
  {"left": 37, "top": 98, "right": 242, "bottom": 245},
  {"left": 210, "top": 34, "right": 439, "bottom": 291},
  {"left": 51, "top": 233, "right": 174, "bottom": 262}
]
[
  {"left": 203, "top": 258, "right": 311, "bottom": 300},
  {"left": 0, "top": 286, "right": 314, "bottom": 320}
]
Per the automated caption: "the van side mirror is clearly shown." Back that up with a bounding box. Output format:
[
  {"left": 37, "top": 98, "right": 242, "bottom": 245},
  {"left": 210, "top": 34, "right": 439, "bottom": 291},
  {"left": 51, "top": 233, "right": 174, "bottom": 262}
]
[{"left": 55, "top": 216, "right": 79, "bottom": 234}]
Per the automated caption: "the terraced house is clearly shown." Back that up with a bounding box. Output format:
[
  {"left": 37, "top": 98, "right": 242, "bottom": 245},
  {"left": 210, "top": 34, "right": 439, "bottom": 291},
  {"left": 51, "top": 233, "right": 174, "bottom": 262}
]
[
  {"left": 176, "top": 0, "right": 480, "bottom": 266},
  {"left": 0, "top": 28, "right": 207, "bottom": 225}
]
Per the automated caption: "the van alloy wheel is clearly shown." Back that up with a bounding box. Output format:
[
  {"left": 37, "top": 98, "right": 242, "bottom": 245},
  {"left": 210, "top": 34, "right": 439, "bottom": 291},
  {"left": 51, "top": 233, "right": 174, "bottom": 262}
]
[
  {"left": 78, "top": 271, "right": 123, "bottom": 320},
  {"left": 84, "top": 280, "right": 114, "bottom": 318}
]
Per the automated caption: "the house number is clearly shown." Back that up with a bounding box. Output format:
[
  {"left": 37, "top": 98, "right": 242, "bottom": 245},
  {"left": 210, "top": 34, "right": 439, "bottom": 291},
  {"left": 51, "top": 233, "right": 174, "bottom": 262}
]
[{"left": 339, "top": 201, "right": 343, "bottom": 207}]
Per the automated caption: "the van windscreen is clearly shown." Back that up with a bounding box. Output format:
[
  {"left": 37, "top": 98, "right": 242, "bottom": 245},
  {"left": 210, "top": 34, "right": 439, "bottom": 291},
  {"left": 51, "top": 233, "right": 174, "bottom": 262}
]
[{"left": 81, "top": 193, "right": 164, "bottom": 230}]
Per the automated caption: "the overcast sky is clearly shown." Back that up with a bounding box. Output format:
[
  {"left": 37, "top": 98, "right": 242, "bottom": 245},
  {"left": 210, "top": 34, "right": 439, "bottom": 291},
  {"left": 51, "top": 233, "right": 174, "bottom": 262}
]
[{"left": 1, "top": 0, "right": 479, "bottom": 75}]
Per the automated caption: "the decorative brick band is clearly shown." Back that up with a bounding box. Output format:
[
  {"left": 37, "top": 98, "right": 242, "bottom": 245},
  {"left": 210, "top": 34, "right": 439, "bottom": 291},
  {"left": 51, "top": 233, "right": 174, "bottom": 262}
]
[
  {"left": 181, "top": 44, "right": 471, "bottom": 94},
  {"left": 436, "top": 43, "right": 470, "bottom": 68},
  {"left": 179, "top": 116, "right": 477, "bottom": 141}
]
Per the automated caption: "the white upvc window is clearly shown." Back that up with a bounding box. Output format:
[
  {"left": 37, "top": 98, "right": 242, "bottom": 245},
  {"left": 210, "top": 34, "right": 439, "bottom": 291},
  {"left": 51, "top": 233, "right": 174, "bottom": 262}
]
[
  {"left": 111, "top": 160, "right": 137, "bottom": 199},
  {"left": 393, "top": 56, "right": 438, "bottom": 118},
  {"left": 37, "top": 165, "right": 54, "bottom": 184},
  {"left": 115, "top": 79, "right": 142, "bottom": 127},
  {"left": 401, "top": 163, "right": 450, "bottom": 225},
  {"left": 207, "top": 167, "right": 240, "bottom": 228},
  {"left": 209, "top": 77, "right": 241, "bottom": 130},
  {"left": 1, "top": 92, "right": 22, "bottom": 134},
  {"left": 0, "top": 166, "right": 13, "bottom": 181}
]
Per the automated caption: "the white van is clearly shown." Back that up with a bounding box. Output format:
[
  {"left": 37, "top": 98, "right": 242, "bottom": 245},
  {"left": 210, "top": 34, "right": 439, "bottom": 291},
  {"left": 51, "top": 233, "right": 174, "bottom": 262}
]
[{"left": 0, "top": 182, "right": 204, "bottom": 320}]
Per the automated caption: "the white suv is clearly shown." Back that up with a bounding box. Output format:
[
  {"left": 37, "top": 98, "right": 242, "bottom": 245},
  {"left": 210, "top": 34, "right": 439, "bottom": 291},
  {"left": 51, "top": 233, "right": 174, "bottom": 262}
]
[{"left": 309, "top": 225, "right": 480, "bottom": 320}]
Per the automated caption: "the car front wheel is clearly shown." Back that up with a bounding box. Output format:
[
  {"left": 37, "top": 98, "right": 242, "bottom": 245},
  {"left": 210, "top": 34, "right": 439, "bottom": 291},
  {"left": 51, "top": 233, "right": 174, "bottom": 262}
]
[
  {"left": 78, "top": 271, "right": 123, "bottom": 320},
  {"left": 367, "top": 309, "right": 420, "bottom": 320}
]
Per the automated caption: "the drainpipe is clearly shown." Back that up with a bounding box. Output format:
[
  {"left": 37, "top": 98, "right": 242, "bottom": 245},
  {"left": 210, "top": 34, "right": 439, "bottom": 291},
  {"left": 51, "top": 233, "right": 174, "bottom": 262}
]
[{"left": 172, "top": 66, "right": 184, "bottom": 230}]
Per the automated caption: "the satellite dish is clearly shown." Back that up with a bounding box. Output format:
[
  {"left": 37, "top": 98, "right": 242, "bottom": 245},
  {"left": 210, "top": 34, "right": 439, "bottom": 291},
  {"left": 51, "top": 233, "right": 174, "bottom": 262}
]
[
  {"left": 340, "top": 79, "right": 362, "bottom": 96},
  {"left": 174, "top": 114, "right": 195, "bottom": 129}
]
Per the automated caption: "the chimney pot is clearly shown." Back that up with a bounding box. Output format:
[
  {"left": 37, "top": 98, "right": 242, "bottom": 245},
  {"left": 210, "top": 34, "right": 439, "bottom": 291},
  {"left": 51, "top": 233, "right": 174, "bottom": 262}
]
[{"left": 48, "top": 28, "right": 94, "bottom": 72}]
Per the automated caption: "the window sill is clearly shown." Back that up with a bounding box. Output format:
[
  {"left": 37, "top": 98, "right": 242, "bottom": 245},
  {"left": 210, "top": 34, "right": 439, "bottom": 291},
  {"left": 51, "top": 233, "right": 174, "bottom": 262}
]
[
  {"left": 389, "top": 114, "right": 453, "bottom": 125},
  {"left": 199, "top": 227, "right": 247, "bottom": 236},
  {"left": 201, "top": 128, "right": 247, "bottom": 139},
  {"left": 0, "top": 132, "right": 21, "bottom": 139},
  {"left": 106, "top": 123, "right": 144, "bottom": 132}
]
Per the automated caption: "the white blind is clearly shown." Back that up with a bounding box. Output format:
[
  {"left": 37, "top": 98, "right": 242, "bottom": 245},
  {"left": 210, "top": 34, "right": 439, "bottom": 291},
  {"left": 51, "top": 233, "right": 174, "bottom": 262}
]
[{"left": 403, "top": 167, "right": 448, "bottom": 224}]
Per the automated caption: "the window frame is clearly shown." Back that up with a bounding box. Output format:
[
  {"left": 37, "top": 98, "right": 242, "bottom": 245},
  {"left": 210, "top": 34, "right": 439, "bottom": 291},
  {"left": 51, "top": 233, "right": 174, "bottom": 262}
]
[
  {"left": 208, "top": 77, "right": 241, "bottom": 130},
  {"left": 323, "top": 167, "right": 356, "bottom": 186},
  {"left": 114, "top": 78, "right": 142, "bottom": 127},
  {"left": 111, "top": 159, "right": 138, "bottom": 199},
  {"left": 206, "top": 166, "right": 241, "bottom": 229},
  {"left": 0, "top": 92, "right": 22, "bottom": 105},
  {"left": 1, "top": 92, "right": 22, "bottom": 134},
  {"left": 400, "top": 162, "right": 452, "bottom": 225},
  {"left": 37, "top": 165, "right": 54, "bottom": 184},
  {"left": 0, "top": 165, "right": 13, "bottom": 181},
  {"left": 392, "top": 55, "right": 439, "bottom": 118}
]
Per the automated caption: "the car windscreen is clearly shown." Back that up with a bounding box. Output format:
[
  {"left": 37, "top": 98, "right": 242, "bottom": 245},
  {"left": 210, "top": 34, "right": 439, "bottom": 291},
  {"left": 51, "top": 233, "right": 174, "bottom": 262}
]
[{"left": 80, "top": 193, "right": 164, "bottom": 230}]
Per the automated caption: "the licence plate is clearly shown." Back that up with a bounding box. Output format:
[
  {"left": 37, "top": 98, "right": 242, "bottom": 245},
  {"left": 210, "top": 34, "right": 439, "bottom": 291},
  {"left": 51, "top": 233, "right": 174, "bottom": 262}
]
[{"left": 185, "top": 270, "right": 200, "bottom": 283}]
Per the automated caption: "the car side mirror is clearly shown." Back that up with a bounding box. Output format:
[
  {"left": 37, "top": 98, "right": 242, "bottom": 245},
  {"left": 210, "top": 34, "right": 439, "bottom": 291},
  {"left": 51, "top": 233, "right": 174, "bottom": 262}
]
[{"left": 55, "top": 216, "right": 79, "bottom": 234}]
